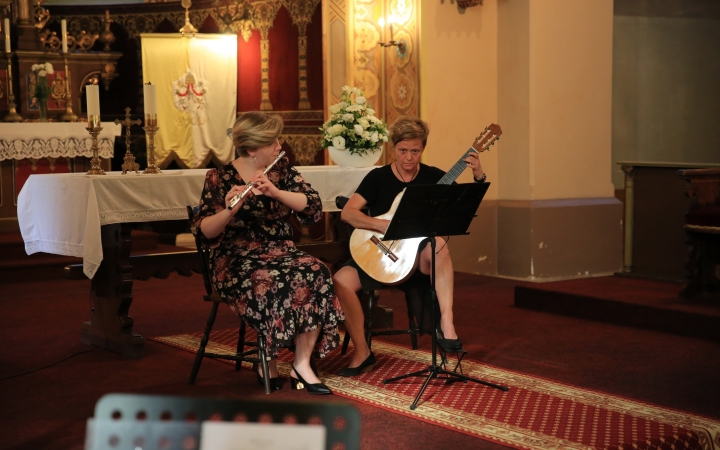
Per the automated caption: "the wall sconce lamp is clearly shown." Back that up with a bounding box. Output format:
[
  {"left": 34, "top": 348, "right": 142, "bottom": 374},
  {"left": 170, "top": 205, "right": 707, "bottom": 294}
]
[{"left": 378, "top": 16, "right": 406, "bottom": 56}]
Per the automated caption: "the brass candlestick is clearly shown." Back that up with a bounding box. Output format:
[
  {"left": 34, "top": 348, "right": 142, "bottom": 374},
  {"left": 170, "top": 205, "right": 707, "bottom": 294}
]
[
  {"left": 3, "top": 54, "right": 22, "bottom": 122},
  {"left": 115, "top": 107, "right": 141, "bottom": 174},
  {"left": 60, "top": 55, "right": 78, "bottom": 122},
  {"left": 86, "top": 115, "right": 106, "bottom": 175},
  {"left": 143, "top": 114, "right": 161, "bottom": 174}
]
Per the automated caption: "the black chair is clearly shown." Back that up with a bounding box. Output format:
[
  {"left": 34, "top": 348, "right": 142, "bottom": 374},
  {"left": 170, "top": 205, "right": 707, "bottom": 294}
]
[
  {"left": 334, "top": 196, "right": 423, "bottom": 354},
  {"left": 88, "top": 393, "right": 360, "bottom": 450},
  {"left": 186, "top": 205, "right": 272, "bottom": 394}
]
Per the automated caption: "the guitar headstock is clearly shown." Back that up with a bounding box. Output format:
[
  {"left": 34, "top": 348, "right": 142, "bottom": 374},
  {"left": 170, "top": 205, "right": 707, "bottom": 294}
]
[{"left": 471, "top": 123, "right": 502, "bottom": 153}]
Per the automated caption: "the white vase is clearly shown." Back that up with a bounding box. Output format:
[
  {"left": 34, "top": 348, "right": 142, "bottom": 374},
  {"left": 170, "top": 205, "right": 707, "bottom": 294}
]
[{"left": 328, "top": 146, "right": 382, "bottom": 168}]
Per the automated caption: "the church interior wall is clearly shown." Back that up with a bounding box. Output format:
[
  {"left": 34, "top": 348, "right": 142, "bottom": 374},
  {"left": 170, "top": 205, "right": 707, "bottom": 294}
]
[{"left": 611, "top": 13, "right": 720, "bottom": 189}]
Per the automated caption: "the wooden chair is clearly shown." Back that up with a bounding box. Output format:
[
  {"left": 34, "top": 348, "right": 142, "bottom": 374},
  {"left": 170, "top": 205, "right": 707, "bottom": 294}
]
[
  {"left": 186, "top": 205, "right": 272, "bottom": 394},
  {"left": 334, "top": 196, "right": 424, "bottom": 354},
  {"left": 677, "top": 168, "right": 720, "bottom": 299}
]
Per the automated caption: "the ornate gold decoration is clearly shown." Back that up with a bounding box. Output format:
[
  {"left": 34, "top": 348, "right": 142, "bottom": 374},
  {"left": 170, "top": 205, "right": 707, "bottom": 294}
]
[
  {"left": 280, "top": 0, "right": 321, "bottom": 110},
  {"left": 143, "top": 114, "right": 161, "bottom": 174},
  {"left": 251, "top": 0, "right": 282, "bottom": 111},
  {"left": 3, "top": 55, "right": 22, "bottom": 122},
  {"left": 86, "top": 115, "right": 106, "bottom": 175},
  {"left": 115, "top": 107, "right": 142, "bottom": 174},
  {"left": 33, "top": 0, "right": 50, "bottom": 30},
  {"left": 179, "top": 0, "right": 198, "bottom": 36},
  {"left": 279, "top": 134, "right": 322, "bottom": 166},
  {"left": 61, "top": 55, "right": 78, "bottom": 122},
  {"left": 216, "top": 0, "right": 255, "bottom": 41},
  {"left": 99, "top": 10, "right": 116, "bottom": 51},
  {"left": 50, "top": 72, "right": 66, "bottom": 108},
  {"left": 100, "top": 62, "right": 118, "bottom": 91},
  {"left": 40, "top": 27, "right": 97, "bottom": 52}
]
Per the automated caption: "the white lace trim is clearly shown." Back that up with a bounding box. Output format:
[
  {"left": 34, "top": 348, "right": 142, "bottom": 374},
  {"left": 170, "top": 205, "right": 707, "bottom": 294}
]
[
  {"left": 0, "top": 137, "right": 115, "bottom": 161},
  {"left": 99, "top": 208, "right": 189, "bottom": 225},
  {"left": 24, "top": 239, "right": 84, "bottom": 258}
]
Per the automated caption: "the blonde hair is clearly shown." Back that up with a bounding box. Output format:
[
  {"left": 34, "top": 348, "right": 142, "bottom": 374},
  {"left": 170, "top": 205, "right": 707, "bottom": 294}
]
[
  {"left": 389, "top": 115, "right": 430, "bottom": 147},
  {"left": 231, "top": 111, "right": 283, "bottom": 157}
]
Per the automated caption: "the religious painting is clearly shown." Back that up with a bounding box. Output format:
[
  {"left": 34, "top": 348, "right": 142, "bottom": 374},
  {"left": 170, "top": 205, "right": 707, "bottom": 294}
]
[{"left": 25, "top": 69, "right": 68, "bottom": 111}]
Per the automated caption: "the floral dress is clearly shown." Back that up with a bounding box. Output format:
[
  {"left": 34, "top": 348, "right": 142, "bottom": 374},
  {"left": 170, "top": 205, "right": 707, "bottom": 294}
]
[{"left": 192, "top": 157, "right": 344, "bottom": 359}]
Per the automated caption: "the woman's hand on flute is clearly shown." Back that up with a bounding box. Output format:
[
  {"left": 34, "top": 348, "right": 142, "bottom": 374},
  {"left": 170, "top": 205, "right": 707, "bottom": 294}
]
[
  {"left": 225, "top": 184, "right": 252, "bottom": 213},
  {"left": 252, "top": 172, "right": 281, "bottom": 198}
]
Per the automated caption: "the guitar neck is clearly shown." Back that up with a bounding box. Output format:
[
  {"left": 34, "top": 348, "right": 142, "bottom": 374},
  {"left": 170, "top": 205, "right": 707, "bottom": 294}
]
[{"left": 437, "top": 147, "right": 477, "bottom": 185}]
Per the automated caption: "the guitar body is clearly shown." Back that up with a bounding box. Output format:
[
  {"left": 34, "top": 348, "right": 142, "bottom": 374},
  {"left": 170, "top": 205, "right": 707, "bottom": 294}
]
[
  {"left": 348, "top": 123, "right": 502, "bottom": 285},
  {"left": 349, "top": 190, "right": 425, "bottom": 285}
]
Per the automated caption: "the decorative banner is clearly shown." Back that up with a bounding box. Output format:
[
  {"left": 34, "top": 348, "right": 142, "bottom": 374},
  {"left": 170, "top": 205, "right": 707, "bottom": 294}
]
[{"left": 141, "top": 33, "right": 238, "bottom": 168}]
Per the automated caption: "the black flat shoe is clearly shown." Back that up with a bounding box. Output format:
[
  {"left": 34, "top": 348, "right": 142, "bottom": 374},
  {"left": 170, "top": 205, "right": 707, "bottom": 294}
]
[
  {"left": 338, "top": 351, "right": 376, "bottom": 377},
  {"left": 436, "top": 328, "right": 464, "bottom": 352},
  {"left": 253, "top": 363, "right": 282, "bottom": 391},
  {"left": 290, "top": 365, "right": 332, "bottom": 395}
]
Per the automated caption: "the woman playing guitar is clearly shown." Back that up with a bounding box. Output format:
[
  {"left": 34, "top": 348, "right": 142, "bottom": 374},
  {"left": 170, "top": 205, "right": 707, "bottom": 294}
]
[{"left": 332, "top": 115, "right": 488, "bottom": 376}]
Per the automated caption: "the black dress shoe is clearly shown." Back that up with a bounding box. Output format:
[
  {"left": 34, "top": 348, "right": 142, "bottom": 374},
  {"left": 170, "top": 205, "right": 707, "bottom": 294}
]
[
  {"left": 435, "top": 328, "right": 463, "bottom": 352},
  {"left": 253, "top": 363, "right": 282, "bottom": 391},
  {"left": 290, "top": 365, "right": 332, "bottom": 395},
  {"left": 338, "top": 352, "right": 376, "bottom": 377}
]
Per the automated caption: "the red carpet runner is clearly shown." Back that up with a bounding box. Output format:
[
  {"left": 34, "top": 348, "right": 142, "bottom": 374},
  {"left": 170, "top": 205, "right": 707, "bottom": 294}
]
[{"left": 152, "top": 329, "right": 720, "bottom": 450}]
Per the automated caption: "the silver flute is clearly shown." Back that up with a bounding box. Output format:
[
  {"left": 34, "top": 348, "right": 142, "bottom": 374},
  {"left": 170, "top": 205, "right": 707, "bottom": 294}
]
[{"left": 228, "top": 151, "right": 285, "bottom": 210}]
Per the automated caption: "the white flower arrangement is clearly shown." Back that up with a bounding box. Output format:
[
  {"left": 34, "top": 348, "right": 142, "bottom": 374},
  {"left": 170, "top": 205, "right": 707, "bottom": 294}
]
[
  {"left": 320, "top": 86, "right": 389, "bottom": 156},
  {"left": 31, "top": 62, "right": 54, "bottom": 100},
  {"left": 31, "top": 62, "right": 54, "bottom": 78}
]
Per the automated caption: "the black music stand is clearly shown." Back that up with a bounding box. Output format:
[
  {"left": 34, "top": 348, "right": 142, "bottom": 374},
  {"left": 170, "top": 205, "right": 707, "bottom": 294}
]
[{"left": 381, "top": 182, "right": 509, "bottom": 410}]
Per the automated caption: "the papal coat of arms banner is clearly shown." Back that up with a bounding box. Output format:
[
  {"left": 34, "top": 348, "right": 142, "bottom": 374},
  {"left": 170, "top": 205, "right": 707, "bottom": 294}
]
[{"left": 141, "top": 33, "right": 238, "bottom": 168}]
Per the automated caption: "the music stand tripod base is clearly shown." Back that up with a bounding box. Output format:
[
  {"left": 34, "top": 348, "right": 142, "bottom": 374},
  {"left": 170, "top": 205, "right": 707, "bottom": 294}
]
[{"left": 378, "top": 183, "right": 510, "bottom": 410}]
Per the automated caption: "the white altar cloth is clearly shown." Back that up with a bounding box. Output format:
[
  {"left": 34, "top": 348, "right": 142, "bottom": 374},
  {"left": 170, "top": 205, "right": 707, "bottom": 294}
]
[
  {"left": 0, "top": 122, "right": 121, "bottom": 161},
  {"left": 17, "top": 165, "right": 375, "bottom": 279}
]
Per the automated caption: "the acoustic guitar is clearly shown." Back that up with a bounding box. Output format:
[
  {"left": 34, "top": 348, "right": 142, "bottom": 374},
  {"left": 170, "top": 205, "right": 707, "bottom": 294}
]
[{"left": 349, "top": 124, "right": 502, "bottom": 285}]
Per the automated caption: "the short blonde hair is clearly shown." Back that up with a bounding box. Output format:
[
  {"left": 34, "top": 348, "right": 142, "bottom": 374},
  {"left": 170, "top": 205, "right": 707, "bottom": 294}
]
[
  {"left": 231, "top": 111, "right": 283, "bottom": 157},
  {"left": 389, "top": 115, "right": 429, "bottom": 147}
]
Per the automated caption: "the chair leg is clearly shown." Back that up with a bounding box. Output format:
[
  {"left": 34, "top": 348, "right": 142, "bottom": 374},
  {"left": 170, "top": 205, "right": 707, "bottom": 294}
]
[
  {"left": 364, "top": 290, "right": 376, "bottom": 350},
  {"left": 189, "top": 302, "right": 220, "bottom": 385},
  {"left": 236, "top": 321, "right": 246, "bottom": 371},
  {"left": 341, "top": 331, "right": 350, "bottom": 355},
  {"left": 407, "top": 308, "right": 419, "bottom": 350},
  {"left": 257, "top": 336, "right": 272, "bottom": 395}
]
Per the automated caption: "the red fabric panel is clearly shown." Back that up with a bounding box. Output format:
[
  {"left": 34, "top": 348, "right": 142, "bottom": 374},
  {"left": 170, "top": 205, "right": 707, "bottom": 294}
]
[
  {"left": 0, "top": 69, "right": 7, "bottom": 110},
  {"left": 198, "top": 15, "right": 219, "bottom": 34},
  {"left": 268, "top": 6, "right": 299, "bottom": 111},
  {"left": 237, "top": 29, "right": 262, "bottom": 112},
  {"left": 306, "top": 4, "right": 324, "bottom": 110},
  {"left": 15, "top": 157, "right": 71, "bottom": 196}
]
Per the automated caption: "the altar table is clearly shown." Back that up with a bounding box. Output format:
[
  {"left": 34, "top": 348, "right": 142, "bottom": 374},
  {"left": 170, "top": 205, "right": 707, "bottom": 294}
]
[{"left": 17, "top": 165, "right": 374, "bottom": 357}]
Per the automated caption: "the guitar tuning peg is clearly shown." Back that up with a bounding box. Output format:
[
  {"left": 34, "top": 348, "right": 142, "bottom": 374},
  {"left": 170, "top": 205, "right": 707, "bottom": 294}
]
[
  {"left": 492, "top": 141, "right": 496, "bottom": 145},
  {"left": 495, "top": 136, "right": 500, "bottom": 141}
]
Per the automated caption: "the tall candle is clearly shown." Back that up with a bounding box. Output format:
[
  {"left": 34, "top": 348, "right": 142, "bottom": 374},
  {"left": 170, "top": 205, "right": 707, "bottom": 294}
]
[
  {"left": 143, "top": 83, "right": 157, "bottom": 115},
  {"left": 86, "top": 84, "right": 100, "bottom": 117},
  {"left": 4, "top": 18, "right": 10, "bottom": 53},
  {"left": 61, "top": 19, "right": 68, "bottom": 53}
]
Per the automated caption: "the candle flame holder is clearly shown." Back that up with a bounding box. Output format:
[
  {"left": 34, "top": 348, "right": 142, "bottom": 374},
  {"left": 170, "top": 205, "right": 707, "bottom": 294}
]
[
  {"left": 86, "top": 115, "right": 106, "bottom": 175},
  {"left": 143, "top": 114, "right": 161, "bottom": 174},
  {"left": 3, "top": 54, "right": 22, "bottom": 122}
]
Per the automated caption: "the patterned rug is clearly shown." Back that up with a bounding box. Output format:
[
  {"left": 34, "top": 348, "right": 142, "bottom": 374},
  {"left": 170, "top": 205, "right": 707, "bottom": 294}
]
[{"left": 152, "top": 329, "right": 720, "bottom": 450}]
